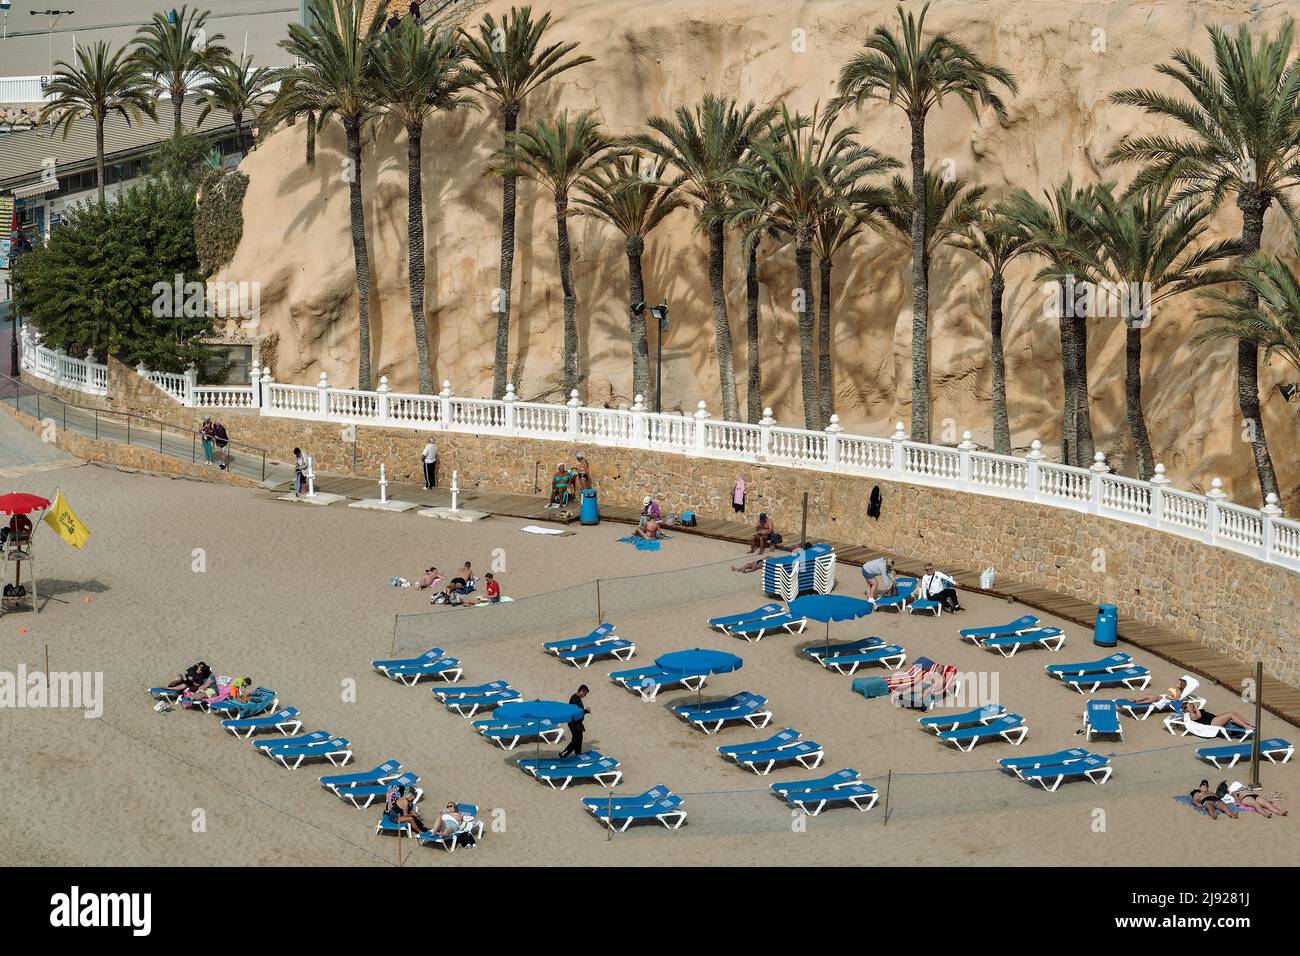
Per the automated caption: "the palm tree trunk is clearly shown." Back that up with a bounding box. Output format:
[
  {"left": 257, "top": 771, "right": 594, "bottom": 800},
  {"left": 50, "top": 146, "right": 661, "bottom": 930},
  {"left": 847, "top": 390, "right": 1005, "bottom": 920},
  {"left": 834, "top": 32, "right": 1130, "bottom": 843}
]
[
  {"left": 707, "top": 216, "right": 739, "bottom": 422},
  {"left": 172, "top": 86, "right": 184, "bottom": 138},
  {"left": 1072, "top": 300, "right": 1095, "bottom": 465},
  {"left": 492, "top": 105, "right": 519, "bottom": 400},
  {"left": 1125, "top": 322, "right": 1154, "bottom": 479},
  {"left": 626, "top": 234, "right": 649, "bottom": 403},
  {"left": 95, "top": 119, "right": 106, "bottom": 205},
  {"left": 990, "top": 272, "right": 1010, "bottom": 455},
  {"left": 305, "top": 111, "right": 316, "bottom": 166},
  {"left": 1056, "top": 280, "right": 1077, "bottom": 465},
  {"left": 908, "top": 112, "right": 930, "bottom": 442},
  {"left": 344, "top": 116, "right": 373, "bottom": 391},
  {"left": 745, "top": 238, "right": 761, "bottom": 423},
  {"left": 795, "top": 237, "right": 818, "bottom": 430},
  {"left": 407, "top": 122, "right": 433, "bottom": 394},
  {"left": 233, "top": 112, "right": 245, "bottom": 157},
  {"left": 817, "top": 254, "right": 833, "bottom": 430},
  {"left": 1236, "top": 191, "right": 1279, "bottom": 502},
  {"left": 555, "top": 189, "right": 579, "bottom": 395}
]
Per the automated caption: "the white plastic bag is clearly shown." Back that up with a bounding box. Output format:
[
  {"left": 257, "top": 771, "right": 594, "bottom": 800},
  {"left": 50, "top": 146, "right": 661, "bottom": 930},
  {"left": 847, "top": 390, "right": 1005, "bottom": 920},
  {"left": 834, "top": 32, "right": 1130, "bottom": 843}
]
[{"left": 979, "top": 567, "right": 996, "bottom": 590}]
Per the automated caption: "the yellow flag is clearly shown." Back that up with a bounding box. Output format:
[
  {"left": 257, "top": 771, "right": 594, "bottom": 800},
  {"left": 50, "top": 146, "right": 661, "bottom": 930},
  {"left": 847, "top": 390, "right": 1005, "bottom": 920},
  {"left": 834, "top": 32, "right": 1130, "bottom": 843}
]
[{"left": 43, "top": 492, "right": 90, "bottom": 549}]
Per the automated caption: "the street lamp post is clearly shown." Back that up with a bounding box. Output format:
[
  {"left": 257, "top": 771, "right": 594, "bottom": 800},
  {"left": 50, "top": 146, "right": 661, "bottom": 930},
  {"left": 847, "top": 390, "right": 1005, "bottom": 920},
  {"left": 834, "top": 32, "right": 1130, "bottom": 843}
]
[
  {"left": 632, "top": 301, "right": 670, "bottom": 413},
  {"left": 31, "top": 9, "right": 76, "bottom": 75},
  {"left": 1, "top": 2, "right": 13, "bottom": 43}
]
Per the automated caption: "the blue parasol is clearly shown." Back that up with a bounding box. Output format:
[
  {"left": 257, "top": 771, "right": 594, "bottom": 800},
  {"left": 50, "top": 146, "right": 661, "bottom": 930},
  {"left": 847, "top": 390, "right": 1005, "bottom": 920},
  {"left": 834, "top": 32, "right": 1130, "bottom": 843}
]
[
  {"left": 656, "top": 649, "right": 743, "bottom": 704},
  {"left": 493, "top": 698, "right": 586, "bottom": 758},
  {"left": 787, "top": 594, "right": 876, "bottom": 654}
]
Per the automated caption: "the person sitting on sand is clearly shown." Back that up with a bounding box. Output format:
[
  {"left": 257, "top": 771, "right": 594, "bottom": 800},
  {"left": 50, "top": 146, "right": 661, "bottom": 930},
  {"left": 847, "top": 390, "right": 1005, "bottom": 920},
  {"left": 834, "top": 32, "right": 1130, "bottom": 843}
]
[
  {"left": 387, "top": 785, "right": 428, "bottom": 835},
  {"left": 1226, "top": 782, "right": 1288, "bottom": 818},
  {"left": 639, "top": 496, "right": 661, "bottom": 530},
  {"left": 1190, "top": 779, "right": 1238, "bottom": 820},
  {"left": 637, "top": 517, "right": 662, "bottom": 540},
  {"left": 748, "top": 513, "right": 776, "bottom": 554},
  {"left": 454, "top": 562, "right": 476, "bottom": 591},
  {"left": 1182, "top": 701, "right": 1255, "bottom": 735},
  {"left": 430, "top": 803, "right": 477, "bottom": 848},
  {"left": 416, "top": 567, "right": 442, "bottom": 590},
  {"left": 165, "top": 661, "right": 213, "bottom": 694}
]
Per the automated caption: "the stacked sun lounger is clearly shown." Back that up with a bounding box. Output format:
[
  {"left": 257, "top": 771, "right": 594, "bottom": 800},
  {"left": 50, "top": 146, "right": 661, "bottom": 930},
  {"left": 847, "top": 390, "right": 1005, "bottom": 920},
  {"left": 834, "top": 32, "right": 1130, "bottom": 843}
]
[
  {"left": 582, "top": 786, "right": 687, "bottom": 831},
  {"left": 770, "top": 768, "right": 878, "bottom": 815},
  {"left": 1044, "top": 653, "right": 1150, "bottom": 694},
  {"left": 609, "top": 663, "right": 709, "bottom": 700},
  {"left": 673, "top": 692, "right": 772, "bottom": 734},
  {"left": 762, "top": 544, "right": 836, "bottom": 601},
  {"left": 1196, "top": 738, "right": 1293, "bottom": 769},
  {"left": 960, "top": 616, "right": 1066, "bottom": 657},
  {"left": 542, "top": 623, "right": 636, "bottom": 668},
  {"left": 803, "top": 637, "right": 906, "bottom": 675},
  {"left": 371, "top": 647, "right": 464, "bottom": 685},
  {"left": 516, "top": 751, "right": 624, "bottom": 790},
  {"left": 717, "top": 728, "right": 825, "bottom": 775},
  {"left": 998, "top": 749, "right": 1113, "bottom": 790},
  {"left": 434, "top": 680, "right": 521, "bottom": 718}
]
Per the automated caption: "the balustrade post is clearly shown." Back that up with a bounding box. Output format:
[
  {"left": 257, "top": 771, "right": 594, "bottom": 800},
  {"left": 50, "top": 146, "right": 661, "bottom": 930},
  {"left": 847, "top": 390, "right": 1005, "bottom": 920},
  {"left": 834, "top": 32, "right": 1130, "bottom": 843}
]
[
  {"left": 1025, "top": 439, "right": 1045, "bottom": 501},
  {"left": 1262, "top": 493, "right": 1283, "bottom": 558},
  {"left": 183, "top": 365, "right": 198, "bottom": 407},
  {"left": 630, "top": 394, "right": 647, "bottom": 447},
  {"left": 1148, "top": 463, "right": 1170, "bottom": 528},
  {"left": 957, "top": 430, "right": 975, "bottom": 487},
  {"left": 439, "top": 380, "right": 453, "bottom": 426},
  {"left": 316, "top": 372, "right": 330, "bottom": 419},
  {"left": 259, "top": 368, "right": 273, "bottom": 413},
  {"left": 248, "top": 365, "right": 261, "bottom": 409},
  {"left": 376, "top": 375, "right": 390, "bottom": 424},
  {"left": 890, "top": 421, "right": 908, "bottom": 476},
  {"left": 1205, "top": 477, "right": 1227, "bottom": 545},
  {"left": 693, "top": 400, "right": 710, "bottom": 451},
  {"left": 502, "top": 382, "right": 517, "bottom": 435},
  {"left": 759, "top": 408, "right": 775, "bottom": 461},
  {"left": 1088, "top": 451, "right": 1109, "bottom": 513},
  {"left": 566, "top": 389, "right": 582, "bottom": 441},
  {"left": 824, "top": 414, "right": 843, "bottom": 468}
]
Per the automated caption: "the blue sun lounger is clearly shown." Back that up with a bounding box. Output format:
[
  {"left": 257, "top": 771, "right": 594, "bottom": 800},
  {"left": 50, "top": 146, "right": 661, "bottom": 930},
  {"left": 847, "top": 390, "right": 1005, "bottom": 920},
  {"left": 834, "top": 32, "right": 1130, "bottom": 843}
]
[
  {"left": 532, "top": 757, "right": 623, "bottom": 790},
  {"left": 330, "top": 772, "right": 421, "bottom": 809},
  {"left": 735, "top": 740, "right": 824, "bottom": 775},
  {"left": 802, "top": 638, "right": 883, "bottom": 662},
  {"left": 209, "top": 689, "right": 279, "bottom": 720},
  {"left": 371, "top": 647, "right": 446, "bottom": 675},
  {"left": 872, "top": 577, "right": 917, "bottom": 612},
  {"left": 726, "top": 613, "right": 808, "bottom": 642},
  {"left": 959, "top": 615, "right": 1041, "bottom": 643},
  {"left": 816, "top": 644, "right": 907, "bottom": 675},
  {"left": 1196, "top": 738, "right": 1293, "bottom": 769},
  {"left": 1046, "top": 653, "right": 1132, "bottom": 679},
  {"left": 149, "top": 686, "right": 183, "bottom": 701},
  {"left": 254, "top": 730, "right": 329, "bottom": 753},
  {"left": 581, "top": 786, "right": 673, "bottom": 813},
  {"left": 708, "top": 604, "right": 784, "bottom": 633},
  {"left": 1015, "top": 754, "right": 1113, "bottom": 791},
  {"left": 718, "top": 728, "right": 801, "bottom": 759},
  {"left": 444, "top": 688, "right": 520, "bottom": 718},
  {"left": 1064, "top": 667, "right": 1150, "bottom": 694},
  {"left": 770, "top": 767, "right": 861, "bottom": 796},
  {"left": 557, "top": 638, "right": 636, "bottom": 668},
  {"left": 267, "top": 736, "right": 352, "bottom": 770},
  {"left": 473, "top": 718, "right": 565, "bottom": 750},
  {"left": 222, "top": 707, "right": 303, "bottom": 738},
  {"left": 609, "top": 664, "right": 709, "bottom": 700},
  {"left": 518, "top": 751, "right": 603, "bottom": 775},
  {"left": 998, "top": 748, "right": 1093, "bottom": 776},
  {"left": 543, "top": 624, "right": 617, "bottom": 656},
  {"left": 978, "top": 627, "right": 1066, "bottom": 657},
  {"left": 320, "top": 760, "right": 403, "bottom": 791},
  {"left": 587, "top": 793, "right": 686, "bottom": 831},
  {"left": 918, "top": 704, "right": 1005, "bottom": 734},
  {"left": 382, "top": 657, "right": 463, "bottom": 685},
  {"left": 937, "top": 714, "right": 1027, "bottom": 751},
  {"left": 782, "top": 783, "right": 878, "bottom": 815},
  {"left": 417, "top": 803, "right": 484, "bottom": 851},
  {"left": 673, "top": 692, "right": 772, "bottom": 734},
  {"left": 1085, "top": 700, "right": 1123, "bottom": 741},
  {"left": 433, "top": 680, "right": 511, "bottom": 701}
]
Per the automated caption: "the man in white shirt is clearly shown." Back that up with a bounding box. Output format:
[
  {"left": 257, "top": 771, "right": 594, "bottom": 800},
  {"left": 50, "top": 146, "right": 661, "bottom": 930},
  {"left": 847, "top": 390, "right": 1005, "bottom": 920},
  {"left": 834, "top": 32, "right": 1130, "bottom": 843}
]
[
  {"left": 421, "top": 436, "right": 438, "bottom": 489},
  {"left": 917, "top": 562, "right": 964, "bottom": 613}
]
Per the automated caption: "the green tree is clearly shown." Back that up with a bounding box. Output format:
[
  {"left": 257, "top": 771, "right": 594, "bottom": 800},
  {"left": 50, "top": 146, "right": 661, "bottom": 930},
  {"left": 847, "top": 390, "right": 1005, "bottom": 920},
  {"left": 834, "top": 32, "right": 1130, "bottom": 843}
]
[
  {"left": 37, "top": 41, "right": 157, "bottom": 205},
  {"left": 375, "top": 21, "right": 475, "bottom": 394},
  {"left": 196, "top": 53, "right": 275, "bottom": 155},
  {"left": 834, "top": 1, "right": 1016, "bottom": 441},
  {"left": 574, "top": 150, "right": 688, "bottom": 405},
  {"left": 132, "top": 5, "right": 231, "bottom": 138},
  {"left": 1107, "top": 20, "right": 1300, "bottom": 502},
  {"left": 461, "top": 6, "right": 594, "bottom": 399},
  {"left": 266, "top": 0, "right": 385, "bottom": 389},
  {"left": 494, "top": 112, "right": 614, "bottom": 395}
]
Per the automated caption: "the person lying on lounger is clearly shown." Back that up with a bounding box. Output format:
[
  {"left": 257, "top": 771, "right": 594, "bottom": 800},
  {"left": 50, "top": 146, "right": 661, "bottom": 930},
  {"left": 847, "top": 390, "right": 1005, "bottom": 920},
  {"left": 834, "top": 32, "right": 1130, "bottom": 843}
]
[
  {"left": 1182, "top": 702, "right": 1255, "bottom": 733},
  {"left": 431, "top": 803, "right": 478, "bottom": 848},
  {"left": 1226, "top": 783, "right": 1288, "bottom": 817},
  {"left": 1190, "top": 779, "right": 1238, "bottom": 819},
  {"left": 165, "top": 661, "right": 213, "bottom": 694},
  {"left": 1128, "top": 676, "right": 1197, "bottom": 706},
  {"left": 387, "top": 785, "right": 428, "bottom": 834}
]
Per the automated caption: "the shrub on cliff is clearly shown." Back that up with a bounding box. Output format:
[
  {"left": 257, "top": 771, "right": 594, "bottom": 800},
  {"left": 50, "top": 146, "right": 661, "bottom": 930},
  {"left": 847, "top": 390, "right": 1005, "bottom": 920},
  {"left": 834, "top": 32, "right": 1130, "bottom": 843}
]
[
  {"left": 12, "top": 180, "right": 214, "bottom": 372},
  {"left": 194, "top": 167, "right": 250, "bottom": 274}
]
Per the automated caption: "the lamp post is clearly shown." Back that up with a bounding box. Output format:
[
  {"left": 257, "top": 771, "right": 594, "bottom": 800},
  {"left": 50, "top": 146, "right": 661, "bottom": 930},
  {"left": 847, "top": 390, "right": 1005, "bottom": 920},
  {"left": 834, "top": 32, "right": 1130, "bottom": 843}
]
[
  {"left": 631, "top": 301, "right": 670, "bottom": 413},
  {"left": 31, "top": 9, "right": 75, "bottom": 75},
  {"left": 2, "top": 2, "right": 13, "bottom": 43}
]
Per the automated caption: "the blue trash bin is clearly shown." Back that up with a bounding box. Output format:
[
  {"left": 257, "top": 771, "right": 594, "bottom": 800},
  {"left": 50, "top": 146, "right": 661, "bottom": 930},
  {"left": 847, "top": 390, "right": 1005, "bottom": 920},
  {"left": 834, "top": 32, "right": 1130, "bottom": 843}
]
[
  {"left": 1094, "top": 603, "right": 1118, "bottom": 647},
  {"left": 579, "top": 489, "right": 600, "bottom": 525}
]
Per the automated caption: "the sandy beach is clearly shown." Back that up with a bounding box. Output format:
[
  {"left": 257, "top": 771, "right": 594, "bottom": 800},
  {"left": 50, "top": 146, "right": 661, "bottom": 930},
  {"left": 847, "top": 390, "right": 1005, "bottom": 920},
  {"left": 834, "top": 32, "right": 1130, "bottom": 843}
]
[{"left": 1, "top": 455, "right": 1297, "bottom": 868}]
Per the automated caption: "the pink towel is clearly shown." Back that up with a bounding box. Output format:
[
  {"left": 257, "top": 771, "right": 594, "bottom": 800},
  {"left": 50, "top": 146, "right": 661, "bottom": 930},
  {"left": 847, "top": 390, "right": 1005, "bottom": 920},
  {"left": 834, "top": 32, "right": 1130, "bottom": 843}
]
[{"left": 733, "top": 478, "right": 746, "bottom": 506}]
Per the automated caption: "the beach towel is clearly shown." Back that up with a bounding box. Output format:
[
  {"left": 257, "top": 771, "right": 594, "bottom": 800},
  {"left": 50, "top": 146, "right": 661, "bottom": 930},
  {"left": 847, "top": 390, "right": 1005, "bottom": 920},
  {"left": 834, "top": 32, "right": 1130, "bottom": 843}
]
[
  {"left": 469, "top": 596, "right": 515, "bottom": 608},
  {"left": 851, "top": 676, "right": 890, "bottom": 699},
  {"left": 618, "top": 534, "right": 671, "bottom": 552},
  {"left": 389, "top": 577, "right": 411, "bottom": 587},
  {"left": 520, "top": 525, "right": 569, "bottom": 536}
]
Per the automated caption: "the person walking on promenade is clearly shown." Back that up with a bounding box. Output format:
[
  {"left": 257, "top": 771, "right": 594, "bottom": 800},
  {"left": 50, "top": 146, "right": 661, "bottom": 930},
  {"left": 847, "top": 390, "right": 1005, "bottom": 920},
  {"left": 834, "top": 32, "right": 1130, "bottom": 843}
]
[
  {"left": 293, "top": 447, "right": 308, "bottom": 497},
  {"left": 200, "top": 417, "right": 215, "bottom": 466},
  {"left": 421, "top": 435, "right": 438, "bottom": 489},
  {"left": 212, "top": 420, "right": 230, "bottom": 470}
]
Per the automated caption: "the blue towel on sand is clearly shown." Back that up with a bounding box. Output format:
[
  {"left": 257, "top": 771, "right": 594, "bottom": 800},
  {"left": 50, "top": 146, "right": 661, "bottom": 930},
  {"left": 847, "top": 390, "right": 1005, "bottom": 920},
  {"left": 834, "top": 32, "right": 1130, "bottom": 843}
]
[{"left": 618, "top": 534, "right": 671, "bottom": 551}]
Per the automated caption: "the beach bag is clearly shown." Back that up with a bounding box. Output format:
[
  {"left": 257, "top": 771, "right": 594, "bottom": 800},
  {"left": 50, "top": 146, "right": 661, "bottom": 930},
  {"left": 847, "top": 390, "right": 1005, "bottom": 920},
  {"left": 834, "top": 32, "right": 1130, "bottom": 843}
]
[
  {"left": 681, "top": 511, "right": 696, "bottom": 527},
  {"left": 769, "top": 532, "right": 783, "bottom": 546},
  {"left": 979, "top": 567, "right": 996, "bottom": 590},
  {"left": 852, "top": 676, "right": 890, "bottom": 699},
  {"left": 877, "top": 571, "right": 897, "bottom": 597}
]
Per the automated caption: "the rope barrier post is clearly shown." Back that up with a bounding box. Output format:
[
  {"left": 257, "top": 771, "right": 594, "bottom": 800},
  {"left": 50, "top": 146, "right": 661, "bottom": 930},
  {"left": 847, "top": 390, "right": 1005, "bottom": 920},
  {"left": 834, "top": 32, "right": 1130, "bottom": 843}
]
[
  {"left": 882, "top": 769, "right": 892, "bottom": 826},
  {"left": 1250, "top": 660, "right": 1263, "bottom": 789},
  {"left": 607, "top": 788, "right": 614, "bottom": 843},
  {"left": 595, "top": 578, "right": 602, "bottom": 626}
]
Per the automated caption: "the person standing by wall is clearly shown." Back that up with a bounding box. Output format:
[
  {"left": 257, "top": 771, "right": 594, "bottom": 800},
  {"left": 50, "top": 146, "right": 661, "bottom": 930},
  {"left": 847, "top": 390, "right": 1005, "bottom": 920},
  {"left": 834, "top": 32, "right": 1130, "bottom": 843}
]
[
  {"left": 421, "top": 435, "right": 438, "bottom": 489},
  {"left": 574, "top": 452, "right": 591, "bottom": 491},
  {"left": 200, "top": 417, "right": 215, "bottom": 466},
  {"left": 292, "top": 447, "right": 308, "bottom": 497},
  {"left": 558, "top": 685, "right": 590, "bottom": 758}
]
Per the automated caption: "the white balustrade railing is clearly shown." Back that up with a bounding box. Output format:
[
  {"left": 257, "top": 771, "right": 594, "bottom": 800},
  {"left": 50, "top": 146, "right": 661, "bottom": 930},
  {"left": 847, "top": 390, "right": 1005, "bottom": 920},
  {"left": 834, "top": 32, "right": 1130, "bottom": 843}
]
[{"left": 19, "top": 337, "right": 1300, "bottom": 574}]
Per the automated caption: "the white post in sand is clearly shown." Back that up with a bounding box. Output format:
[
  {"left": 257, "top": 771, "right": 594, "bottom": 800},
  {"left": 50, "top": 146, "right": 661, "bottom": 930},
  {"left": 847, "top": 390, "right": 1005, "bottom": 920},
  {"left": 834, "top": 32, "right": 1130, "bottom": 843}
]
[
  {"left": 450, "top": 470, "right": 460, "bottom": 512},
  {"left": 379, "top": 463, "right": 388, "bottom": 503},
  {"left": 305, "top": 455, "right": 316, "bottom": 498}
]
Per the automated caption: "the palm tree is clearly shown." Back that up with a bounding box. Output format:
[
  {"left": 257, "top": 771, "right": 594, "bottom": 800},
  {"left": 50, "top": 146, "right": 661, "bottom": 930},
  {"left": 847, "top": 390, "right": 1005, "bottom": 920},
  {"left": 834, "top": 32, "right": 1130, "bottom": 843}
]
[
  {"left": 947, "top": 205, "right": 1032, "bottom": 454},
  {"left": 574, "top": 150, "right": 688, "bottom": 405},
  {"left": 264, "top": 69, "right": 318, "bottom": 165},
  {"left": 375, "top": 21, "right": 475, "bottom": 394},
  {"left": 196, "top": 54, "right": 275, "bottom": 155},
  {"left": 881, "top": 171, "right": 985, "bottom": 285},
  {"left": 1069, "top": 185, "right": 1240, "bottom": 478},
  {"left": 726, "top": 105, "right": 894, "bottom": 429},
  {"left": 1107, "top": 20, "right": 1300, "bottom": 502},
  {"left": 38, "top": 42, "right": 157, "bottom": 205},
  {"left": 1000, "top": 178, "right": 1101, "bottom": 466},
  {"left": 726, "top": 163, "right": 780, "bottom": 423},
  {"left": 834, "top": 1, "right": 1016, "bottom": 442},
  {"left": 461, "top": 6, "right": 594, "bottom": 400},
  {"left": 132, "top": 5, "right": 230, "bottom": 138},
  {"left": 494, "top": 111, "right": 614, "bottom": 395},
  {"left": 266, "top": 0, "right": 385, "bottom": 389},
  {"left": 1198, "top": 249, "right": 1300, "bottom": 381},
  {"left": 635, "top": 95, "right": 780, "bottom": 423}
]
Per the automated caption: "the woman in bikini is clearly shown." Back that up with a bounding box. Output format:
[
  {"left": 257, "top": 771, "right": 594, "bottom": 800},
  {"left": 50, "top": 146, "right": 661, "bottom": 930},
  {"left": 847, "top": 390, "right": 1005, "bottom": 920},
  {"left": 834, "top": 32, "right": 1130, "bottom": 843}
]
[{"left": 1189, "top": 780, "right": 1238, "bottom": 819}]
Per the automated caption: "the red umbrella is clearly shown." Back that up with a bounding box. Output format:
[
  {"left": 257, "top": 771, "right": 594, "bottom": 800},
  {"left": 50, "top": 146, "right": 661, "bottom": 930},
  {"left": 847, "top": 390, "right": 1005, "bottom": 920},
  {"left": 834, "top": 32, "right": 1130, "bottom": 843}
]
[{"left": 0, "top": 493, "right": 50, "bottom": 516}]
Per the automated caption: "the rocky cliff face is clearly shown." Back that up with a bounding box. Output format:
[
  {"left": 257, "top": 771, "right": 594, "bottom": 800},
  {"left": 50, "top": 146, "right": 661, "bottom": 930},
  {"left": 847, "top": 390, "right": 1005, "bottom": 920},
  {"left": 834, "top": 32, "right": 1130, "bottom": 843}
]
[{"left": 218, "top": 0, "right": 1300, "bottom": 508}]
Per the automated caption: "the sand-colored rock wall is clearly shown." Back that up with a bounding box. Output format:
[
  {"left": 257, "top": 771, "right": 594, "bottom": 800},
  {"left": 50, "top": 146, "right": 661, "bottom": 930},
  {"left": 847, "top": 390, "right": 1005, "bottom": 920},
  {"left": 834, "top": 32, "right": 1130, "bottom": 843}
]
[{"left": 218, "top": 0, "right": 1300, "bottom": 508}]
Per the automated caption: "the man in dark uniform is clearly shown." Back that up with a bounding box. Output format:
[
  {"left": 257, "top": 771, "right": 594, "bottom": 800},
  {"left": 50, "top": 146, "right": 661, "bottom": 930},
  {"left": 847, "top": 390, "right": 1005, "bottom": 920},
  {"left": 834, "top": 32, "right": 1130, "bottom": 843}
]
[{"left": 557, "top": 685, "right": 590, "bottom": 758}]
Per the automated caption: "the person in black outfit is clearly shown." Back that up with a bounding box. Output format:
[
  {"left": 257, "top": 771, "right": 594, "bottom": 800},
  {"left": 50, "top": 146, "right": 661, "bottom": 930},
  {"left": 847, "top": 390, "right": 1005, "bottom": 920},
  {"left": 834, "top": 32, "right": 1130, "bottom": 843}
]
[{"left": 557, "top": 685, "right": 590, "bottom": 758}]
